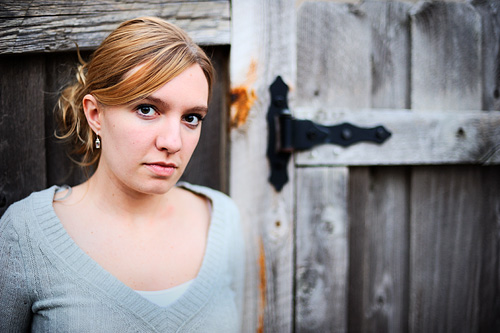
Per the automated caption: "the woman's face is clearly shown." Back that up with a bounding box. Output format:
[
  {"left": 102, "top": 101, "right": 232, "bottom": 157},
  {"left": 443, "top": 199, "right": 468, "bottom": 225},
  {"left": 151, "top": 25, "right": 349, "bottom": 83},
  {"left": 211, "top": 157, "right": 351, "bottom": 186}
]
[{"left": 96, "top": 64, "right": 209, "bottom": 196}]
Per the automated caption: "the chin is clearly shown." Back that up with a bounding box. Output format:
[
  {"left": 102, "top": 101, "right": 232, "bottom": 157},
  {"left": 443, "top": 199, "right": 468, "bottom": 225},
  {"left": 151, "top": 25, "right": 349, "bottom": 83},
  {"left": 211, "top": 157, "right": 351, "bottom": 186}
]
[{"left": 138, "top": 179, "right": 178, "bottom": 195}]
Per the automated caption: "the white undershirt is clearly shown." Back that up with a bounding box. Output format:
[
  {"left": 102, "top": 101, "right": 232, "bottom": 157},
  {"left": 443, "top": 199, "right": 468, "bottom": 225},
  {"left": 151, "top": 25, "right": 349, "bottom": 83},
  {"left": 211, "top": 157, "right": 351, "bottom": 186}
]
[
  {"left": 135, "top": 194, "right": 212, "bottom": 308},
  {"left": 135, "top": 279, "right": 194, "bottom": 307}
]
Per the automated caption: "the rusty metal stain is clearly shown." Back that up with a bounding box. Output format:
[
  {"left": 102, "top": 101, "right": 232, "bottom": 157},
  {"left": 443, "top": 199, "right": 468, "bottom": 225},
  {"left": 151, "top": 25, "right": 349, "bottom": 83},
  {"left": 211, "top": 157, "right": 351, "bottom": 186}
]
[
  {"left": 257, "top": 237, "right": 266, "bottom": 333},
  {"left": 230, "top": 86, "right": 257, "bottom": 127},
  {"left": 230, "top": 59, "right": 258, "bottom": 128}
]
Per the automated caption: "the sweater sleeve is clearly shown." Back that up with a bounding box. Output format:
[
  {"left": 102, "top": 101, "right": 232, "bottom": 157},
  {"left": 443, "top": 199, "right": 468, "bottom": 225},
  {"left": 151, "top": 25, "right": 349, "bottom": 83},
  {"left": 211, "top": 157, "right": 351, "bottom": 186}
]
[{"left": 0, "top": 207, "right": 33, "bottom": 332}]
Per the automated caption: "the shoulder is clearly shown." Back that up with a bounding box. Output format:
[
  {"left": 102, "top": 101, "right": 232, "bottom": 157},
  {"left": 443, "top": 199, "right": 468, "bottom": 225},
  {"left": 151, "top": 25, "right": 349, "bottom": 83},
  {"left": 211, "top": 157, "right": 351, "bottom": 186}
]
[
  {"left": 177, "top": 182, "right": 239, "bottom": 217},
  {"left": 1, "top": 186, "right": 59, "bottom": 229},
  {"left": 177, "top": 182, "right": 241, "bottom": 243},
  {"left": 0, "top": 187, "right": 57, "bottom": 261}
]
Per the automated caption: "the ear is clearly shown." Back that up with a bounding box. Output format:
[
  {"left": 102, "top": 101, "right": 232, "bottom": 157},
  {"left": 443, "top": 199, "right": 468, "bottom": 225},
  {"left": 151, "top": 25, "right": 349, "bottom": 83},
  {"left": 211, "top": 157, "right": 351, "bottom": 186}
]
[{"left": 82, "top": 94, "right": 102, "bottom": 134}]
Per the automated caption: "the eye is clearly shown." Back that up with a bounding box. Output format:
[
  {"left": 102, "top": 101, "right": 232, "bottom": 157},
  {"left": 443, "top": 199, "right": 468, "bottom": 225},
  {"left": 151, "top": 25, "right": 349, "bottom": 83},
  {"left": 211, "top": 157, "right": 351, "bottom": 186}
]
[
  {"left": 136, "top": 104, "right": 157, "bottom": 118},
  {"left": 183, "top": 114, "right": 204, "bottom": 127}
]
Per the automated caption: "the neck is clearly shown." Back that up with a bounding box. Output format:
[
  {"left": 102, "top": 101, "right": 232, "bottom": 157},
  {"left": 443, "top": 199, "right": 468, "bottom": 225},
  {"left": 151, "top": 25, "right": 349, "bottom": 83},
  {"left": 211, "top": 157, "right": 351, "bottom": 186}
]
[{"left": 76, "top": 168, "right": 174, "bottom": 224}]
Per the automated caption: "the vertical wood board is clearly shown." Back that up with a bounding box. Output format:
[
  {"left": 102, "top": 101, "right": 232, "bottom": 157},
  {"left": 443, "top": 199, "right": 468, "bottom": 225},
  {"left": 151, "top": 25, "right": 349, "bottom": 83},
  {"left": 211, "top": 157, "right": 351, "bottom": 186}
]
[
  {"left": 409, "top": 165, "right": 499, "bottom": 332},
  {"left": 477, "top": 166, "right": 500, "bottom": 332},
  {"left": 346, "top": 3, "right": 411, "bottom": 332},
  {"left": 361, "top": 1, "right": 411, "bottom": 109},
  {"left": 296, "top": 1, "right": 371, "bottom": 110},
  {"left": 0, "top": 55, "right": 47, "bottom": 216},
  {"left": 295, "top": 3, "right": 368, "bottom": 331},
  {"left": 230, "top": 0, "right": 296, "bottom": 331},
  {"left": 409, "top": 3, "right": 497, "bottom": 331},
  {"left": 294, "top": 2, "right": 370, "bottom": 331},
  {"left": 411, "top": 2, "right": 482, "bottom": 111},
  {"left": 474, "top": 0, "right": 500, "bottom": 111},
  {"left": 348, "top": 167, "right": 410, "bottom": 333},
  {"left": 295, "top": 167, "right": 349, "bottom": 333},
  {"left": 44, "top": 52, "right": 89, "bottom": 187}
]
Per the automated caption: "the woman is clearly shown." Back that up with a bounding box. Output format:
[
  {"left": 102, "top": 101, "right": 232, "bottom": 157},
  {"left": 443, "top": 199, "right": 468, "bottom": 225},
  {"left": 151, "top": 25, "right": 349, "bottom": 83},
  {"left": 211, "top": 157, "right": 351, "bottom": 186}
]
[{"left": 0, "top": 17, "right": 244, "bottom": 332}]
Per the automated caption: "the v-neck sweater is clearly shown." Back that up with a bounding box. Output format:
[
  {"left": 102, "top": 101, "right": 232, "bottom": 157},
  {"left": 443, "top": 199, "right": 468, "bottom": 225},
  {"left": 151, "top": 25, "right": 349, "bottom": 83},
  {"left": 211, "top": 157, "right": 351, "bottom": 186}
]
[{"left": 0, "top": 183, "right": 245, "bottom": 332}]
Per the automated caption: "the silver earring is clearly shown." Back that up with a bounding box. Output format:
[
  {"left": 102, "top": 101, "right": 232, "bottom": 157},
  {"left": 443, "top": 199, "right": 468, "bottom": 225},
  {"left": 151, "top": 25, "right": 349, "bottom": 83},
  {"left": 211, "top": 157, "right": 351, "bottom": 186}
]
[{"left": 95, "top": 136, "right": 101, "bottom": 149}]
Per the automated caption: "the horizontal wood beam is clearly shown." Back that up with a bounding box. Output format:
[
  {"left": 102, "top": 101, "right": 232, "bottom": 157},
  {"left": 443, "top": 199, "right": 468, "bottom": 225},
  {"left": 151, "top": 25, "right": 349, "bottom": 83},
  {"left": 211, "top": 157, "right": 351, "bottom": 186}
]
[
  {"left": 0, "top": 0, "right": 230, "bottom": 54},
  {"left": 293, "top": 108, "right": 500, "bottom": 166}
]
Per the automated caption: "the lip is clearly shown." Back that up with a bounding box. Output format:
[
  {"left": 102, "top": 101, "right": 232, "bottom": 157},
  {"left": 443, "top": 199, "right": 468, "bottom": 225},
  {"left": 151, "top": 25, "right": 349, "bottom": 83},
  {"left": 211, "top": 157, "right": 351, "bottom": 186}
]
[{"left": 144, "top": 162, "right": 178, "bottom": 177}]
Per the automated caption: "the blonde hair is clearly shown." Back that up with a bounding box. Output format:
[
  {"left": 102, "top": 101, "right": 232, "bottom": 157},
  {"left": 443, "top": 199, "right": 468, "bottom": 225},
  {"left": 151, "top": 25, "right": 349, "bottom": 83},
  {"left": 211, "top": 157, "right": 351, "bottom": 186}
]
[{"left": 56, "top": 17, "right": 214, "bottom": 168}]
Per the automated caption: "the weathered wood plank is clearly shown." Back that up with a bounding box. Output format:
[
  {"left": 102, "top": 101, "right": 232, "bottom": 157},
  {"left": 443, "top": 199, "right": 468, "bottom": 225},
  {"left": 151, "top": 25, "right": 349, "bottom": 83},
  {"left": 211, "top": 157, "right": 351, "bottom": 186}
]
[
  {"left": 348, "top": 166, "right": 410, "bottom": 333},
  {"left": 230, "top": 0, "right": 296, "bottom": 331},
  {"left": 293, "top": 108, "right": 500, "bottom": 166},
  {"left": 361, "top": 1, "right": 411, "bottom": 109},
  {"left": 44, "top": 52, "right": 89, "bottom": 187},
  {"left": 411, "top": 1, "right": 482, "bottom": 111},
  {"left": 296, "top": 1, "right": 371, "bottom": 110},
  {"left": 409, "top": 165, "right": 500, "bottom": 332},
  {"left": 0, "top": 0, "right": 221, "bottom": 16},
  {"left": 295, "top": 2, "right": 371, "bottom": 331},
  {"left": 0, "top": 55, "right": 47, "bottom": 216},
  {"left": 0, "top": 0, "right": 230, "bottom": 54},
  {"left": 408, "top": 2, "right": 498, "bottom": 331},
  {"left": 346, "top": 3, "right": 412, "bottom": 333},
  {"left": 477, "top": 166, "right": 500, "bottom": 332},
  {"left": 473, "top": 0, "right": 500, "bottom": 110},
  {"left": 295, "top": 167, "right": 349, "bottom": 333}
]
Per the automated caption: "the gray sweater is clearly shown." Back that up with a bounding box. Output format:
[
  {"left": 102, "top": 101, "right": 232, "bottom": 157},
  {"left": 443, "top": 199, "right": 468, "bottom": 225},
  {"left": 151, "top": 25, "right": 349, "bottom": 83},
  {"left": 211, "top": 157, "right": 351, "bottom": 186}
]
[{"left": 0, "top": 183, "right": 245, "bottom": 332}]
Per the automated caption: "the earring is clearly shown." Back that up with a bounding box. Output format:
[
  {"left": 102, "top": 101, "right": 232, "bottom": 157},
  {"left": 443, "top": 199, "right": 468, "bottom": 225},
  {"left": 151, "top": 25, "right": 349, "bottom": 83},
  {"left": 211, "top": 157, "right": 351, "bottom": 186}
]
[{"left": 95, "top": 135, "right": 101, "bottom": 149}]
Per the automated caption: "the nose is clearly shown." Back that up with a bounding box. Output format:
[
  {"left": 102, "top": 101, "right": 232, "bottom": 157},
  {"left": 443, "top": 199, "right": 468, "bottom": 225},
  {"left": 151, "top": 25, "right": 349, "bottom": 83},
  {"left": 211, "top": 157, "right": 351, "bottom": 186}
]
[{"left": 155, "top": 119, "right": 182, "bottom": 154}]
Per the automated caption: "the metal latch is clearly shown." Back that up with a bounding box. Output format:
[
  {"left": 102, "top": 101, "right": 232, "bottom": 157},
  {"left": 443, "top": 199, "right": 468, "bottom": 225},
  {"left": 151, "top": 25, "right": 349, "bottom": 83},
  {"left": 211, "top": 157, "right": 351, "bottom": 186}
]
[{"left": 267, "top": 76, "right": 392, "bottom": 191}]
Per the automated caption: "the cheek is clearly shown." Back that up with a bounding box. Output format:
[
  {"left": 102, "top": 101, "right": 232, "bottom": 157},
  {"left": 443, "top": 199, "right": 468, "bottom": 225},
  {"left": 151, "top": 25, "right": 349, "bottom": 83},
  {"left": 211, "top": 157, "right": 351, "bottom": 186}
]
[
  {"left": 184, "top": 131, "right": 201, "bottom": 153},
  {"left": 106, "top": 123, "right": 152, "bottom": 156},
  {"left": 113, "top": 120, "right": 145, "bottom": 142}
]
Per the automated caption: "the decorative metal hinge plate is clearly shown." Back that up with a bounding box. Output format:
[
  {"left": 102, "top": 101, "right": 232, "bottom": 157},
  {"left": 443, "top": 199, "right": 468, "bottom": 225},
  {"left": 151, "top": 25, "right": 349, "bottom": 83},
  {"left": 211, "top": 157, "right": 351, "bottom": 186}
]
[{"left": 267, "top": 76, "right": 392, "bottom": 191}]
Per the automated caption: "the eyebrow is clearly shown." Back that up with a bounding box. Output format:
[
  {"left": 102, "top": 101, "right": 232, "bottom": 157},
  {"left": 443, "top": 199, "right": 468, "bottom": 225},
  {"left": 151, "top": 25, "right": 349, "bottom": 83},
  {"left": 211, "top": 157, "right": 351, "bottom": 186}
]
[{"left": 142, "top": 96, "right": 208, "bottom": 114}]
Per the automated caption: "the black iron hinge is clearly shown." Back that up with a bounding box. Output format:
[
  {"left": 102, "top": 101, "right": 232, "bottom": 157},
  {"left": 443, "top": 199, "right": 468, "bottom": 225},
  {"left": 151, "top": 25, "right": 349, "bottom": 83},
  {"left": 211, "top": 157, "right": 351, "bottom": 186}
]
[{"left": 267, "top": 76, "right": 392, "bottom": 191}]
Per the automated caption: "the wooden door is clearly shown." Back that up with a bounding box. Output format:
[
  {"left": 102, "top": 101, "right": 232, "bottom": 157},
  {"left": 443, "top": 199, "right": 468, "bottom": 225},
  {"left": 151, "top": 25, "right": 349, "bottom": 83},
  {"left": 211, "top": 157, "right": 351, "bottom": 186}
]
[{"left": 230, "top": 1, "right": 500, "bottom": 332}]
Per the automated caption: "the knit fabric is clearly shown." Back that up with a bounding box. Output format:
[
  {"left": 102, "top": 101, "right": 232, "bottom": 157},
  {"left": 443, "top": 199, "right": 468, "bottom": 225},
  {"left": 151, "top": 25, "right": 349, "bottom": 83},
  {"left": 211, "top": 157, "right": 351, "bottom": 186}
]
[{"left": 0, "top": 183, "right": 245, "bottom": 332}]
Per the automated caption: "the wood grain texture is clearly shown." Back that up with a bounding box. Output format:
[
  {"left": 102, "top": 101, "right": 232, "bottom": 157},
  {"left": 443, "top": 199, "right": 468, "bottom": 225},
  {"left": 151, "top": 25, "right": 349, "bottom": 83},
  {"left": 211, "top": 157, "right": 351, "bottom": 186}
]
[
  {"left": 477, "top": 165, "right": 500, "bottom": 332},
  {"left": 44, "top": 52, "right": 89, "bottom": 187},
  {"left": 411, "top": 1, "right": 482, "bottom": 111},
  {"left": 474, "top": 0, "right": 500, "bottom": 110},
  {"left": 295, "top": 2, "right": 365, "bottom": 331},
  {"left": 295, "top": 167, "right": 349, "bottom": 333},
  {"left": 293, "top": 108, "right": 500, "bottom": 166},
  {"left": 294, "top": 2, "right": 500, "bottom": 332},
  {"left": 408, "top": 2, "right": 499, "bottom": 331},
  {"left": 0, "top": 0, "right": 230, "bottom": 54},
  {"left": 230, "top": 0, "right": 296, "bottom": 331},
  {"left": 296, "top": 1, "right": 371, "bottom": 110},
  {"left": 0, "top": 55, "right": 47, "bottom": 216},
  {"left": 346, "top": 3, "right": 412, "bottom": 333},
  {"left": 361, "top": 1, "right": 411, "bottom": 109},
  {"left": 348, "top": 167, "right": 410, "bottom": 333},
  {"left": 409, "top": 165, "right": 500, "bottom": 332}
]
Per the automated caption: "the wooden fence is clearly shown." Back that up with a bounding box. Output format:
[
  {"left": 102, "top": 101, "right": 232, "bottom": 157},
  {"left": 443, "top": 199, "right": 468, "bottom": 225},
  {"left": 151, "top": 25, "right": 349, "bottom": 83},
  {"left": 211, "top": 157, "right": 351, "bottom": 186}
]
[{"left": 229, "top": 0, "right": 500, "bottom": 332}]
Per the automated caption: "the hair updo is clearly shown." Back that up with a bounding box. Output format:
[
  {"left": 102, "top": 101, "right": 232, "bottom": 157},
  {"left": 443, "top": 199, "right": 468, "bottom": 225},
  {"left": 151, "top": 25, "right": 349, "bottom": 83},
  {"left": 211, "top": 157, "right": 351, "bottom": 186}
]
[{"left": 56, "top": 17, "right": 214, "bottom": 168}]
